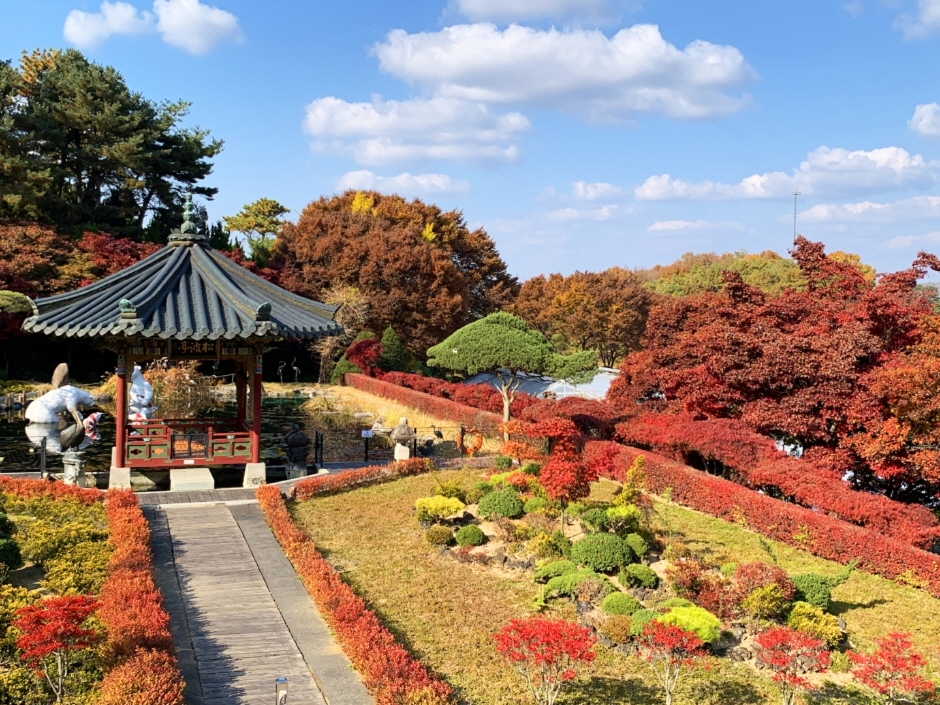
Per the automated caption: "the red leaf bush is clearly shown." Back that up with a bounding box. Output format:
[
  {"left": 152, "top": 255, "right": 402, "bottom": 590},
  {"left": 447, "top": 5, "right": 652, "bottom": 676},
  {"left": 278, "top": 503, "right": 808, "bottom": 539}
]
[
  {"left": 585, "top": 440, "right": 940, "bottom": 598},
  {"left": 346, "top": 338, "right": 383, "bottom": 377},
  {"left": 615, "top": 413, "right": 940, "bottom": 548},
  {"left": 97, "top": 490, "right": 183, "bottom": 703},
  {"left": 754, "top": 627, "right": 830, "bottom": 705},
  {"left": 346, "top": 373, "right": 503, "bottom": 431},
  {"left": 0, "top": 476, "right": 100, "bottom": 504},
  {"left": 290, "top": 459, "right": 435, "bottom": 501},
  {"left": 493, "top": 617, "right": 596, "bottom": 705},
  {"left": 257, "top": 484, "right": 453, "bottom": 705},
  {"left": 848, "top": 632, "right": 936, "bottom": 703},
  {"left": 637, "top": 621, "right": 706, "bottom": 705},
  {"left": 378, "top": 372, "right": 538, "bottom": 417}
]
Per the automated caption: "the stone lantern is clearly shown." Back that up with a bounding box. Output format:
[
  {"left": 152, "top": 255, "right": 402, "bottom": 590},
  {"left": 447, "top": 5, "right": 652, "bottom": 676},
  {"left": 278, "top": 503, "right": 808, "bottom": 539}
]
[{"left": 390, "top": 417, "right": 416, "bottom": 461}]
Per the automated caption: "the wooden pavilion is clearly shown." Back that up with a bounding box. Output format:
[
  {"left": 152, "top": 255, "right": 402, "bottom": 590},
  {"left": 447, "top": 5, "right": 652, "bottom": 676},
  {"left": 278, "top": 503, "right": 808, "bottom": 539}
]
[{"left": 21, "top": 198, "right": 341, "bottom": 489}]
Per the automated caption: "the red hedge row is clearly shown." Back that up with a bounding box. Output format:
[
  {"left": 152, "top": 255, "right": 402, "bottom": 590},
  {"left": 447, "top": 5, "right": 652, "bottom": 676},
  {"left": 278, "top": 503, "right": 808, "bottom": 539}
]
[
  {"left": 615, "top": 413, "right": 940, "bottom": 549},
  {"left": 0, "top": 476, "right": 100, "bottom": 504},
  {"left": 584, "top": 441, "right": 940, "bottom": 599},
  {"left": 97, "top": 490, "right": 185, "bottom": 705},
  {"left": 346, "top": 373, "right": 503, "bottom": 430},
  {"left": 379, "top": 371, "right": 538, "bottom": 417},
  {"left": 291, "top": 458, "right": 435, "bottom": 500},
  {"left": 257, "top": 483, "right": 453, "bottom": 705}
]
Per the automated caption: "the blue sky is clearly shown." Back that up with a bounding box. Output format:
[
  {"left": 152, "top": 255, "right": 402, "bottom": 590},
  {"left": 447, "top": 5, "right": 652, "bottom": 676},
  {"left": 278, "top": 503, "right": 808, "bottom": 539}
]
[{"left": 5, "top": 0, "right": 940, "bottom": 280}]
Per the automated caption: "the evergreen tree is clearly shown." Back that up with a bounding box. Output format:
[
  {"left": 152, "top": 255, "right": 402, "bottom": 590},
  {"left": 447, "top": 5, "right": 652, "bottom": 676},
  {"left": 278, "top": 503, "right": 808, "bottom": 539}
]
[{"left": 379, "top": 326, "right": 407, "bottom": 372}]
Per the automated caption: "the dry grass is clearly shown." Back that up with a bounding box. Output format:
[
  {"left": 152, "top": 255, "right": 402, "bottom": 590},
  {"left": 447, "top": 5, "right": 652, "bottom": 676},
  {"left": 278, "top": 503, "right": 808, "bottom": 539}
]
[{"left": 291, "top": 470, "right": 788, "bottom": 705}]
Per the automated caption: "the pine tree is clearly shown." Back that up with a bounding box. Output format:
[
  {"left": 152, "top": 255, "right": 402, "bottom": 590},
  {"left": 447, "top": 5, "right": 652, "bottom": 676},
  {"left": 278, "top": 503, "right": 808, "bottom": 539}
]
[{"left": 379, "top": 326, "right": 407, "bottom": 372}]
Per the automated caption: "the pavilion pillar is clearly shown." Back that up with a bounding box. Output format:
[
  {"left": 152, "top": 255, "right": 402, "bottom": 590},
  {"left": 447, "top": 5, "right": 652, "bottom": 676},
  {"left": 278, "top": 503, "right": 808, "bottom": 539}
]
[
  {"left": 109, "top": 355, "right": 131, "bottom": 490},
  {"left": 235, "top": 361, "right": 247, "bottom": 429},
  {"left": 250, "top": 354, "right": 262, "bottom": 464}
]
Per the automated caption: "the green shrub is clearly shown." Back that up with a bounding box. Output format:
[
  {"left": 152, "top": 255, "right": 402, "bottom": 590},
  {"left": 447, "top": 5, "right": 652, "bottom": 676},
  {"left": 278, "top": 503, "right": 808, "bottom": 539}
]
[
  {"left": 580, "top": 508, "right": 609, "bottom": 533},
  {"left": 601, "top": 592, "right": 642, "bottom": 616},
  {"left": 42, "top": 541, "right": 113, "bottom": 594},
  {"left": 629, "top": 609, "right": 658, "bottom": 637},
  {"left": 719, "top": 562, "right": 739, "bottom": 577},
  {"left": 550, "top": 531, "right": 572, "bottom": 558},
  {"left": 625, "top": 533, "right": 649, "bottom": 559},
  {"left": 659, "top": 606, "right": 722, "bottom": 643},
  {"left": 434, "top": 480, "right": 465, "bottom": 502},
  {"left": 792, "top": 566, "right": 855, "bottom": 612},
  {"left": 425, "top": 526, "right": 454, "bottom": 546},
  {"left": 0, "top": 511, "right": 10, "bottom": 535},
  {"left": 520, "top": 463, "right": 542, "bottom": 476},
  {"left": 534, "top": 560, "right": 577, "bottom": 582},
  {"left": 15, "top": 519, "right": 107, "bottom": 566},
  {"left": 606, "top": 504, "right": 642, "bottom": 537},
  {"left": 786, "top": 601, "right": 842, "bottom": 647},
  {"left": 621, "top": 563, "right": 659, "bottom": 589},
  {"left": 566, "top": 502, "right": 587, "bottom": 518},
  {"left": 829, "top": 651, "right": 850, "bottom": 673},
  {"left": 473, "top": 481, "right": 494, "bottom": 495},
  {"left": 463, "top": 487, "right": 486, "bottom": 505},
  {"left": 570, "top": 533, "right": 629, "bottom": 573},
  {"left": 528, "top": 533, "right": 560, "bottom": 559},
  {"left": 0, "top": 539, "right": 22, "bottom": 570},
  {"left": 545, "top": 568, "right": 600, "bottom": 598},
  {"left": 478, "top": 489, "right": 523, "bottom": 519},
  {"left": 494, "top": 455, "right": 513, "bottom": 470},
  {"left": 742, "top": 584, "right": 791, "bottom": 620},
  {"left": 415, "top": 496, "right": 465, "bottom": 522},
  {"left": 330, "top": 354, "right": 361, "bottom": 383},
  {"left": 657, "top": 598, "right": 695, "bottom": 611},
  {"left": 455, "top": 525, "right": 486, "bottom": 547},
  {"left": 600, "top": 615, "right": 633, "bottom": 644},
  {"left": 523, "top": 497, "right": 549, "bottom": 514}
]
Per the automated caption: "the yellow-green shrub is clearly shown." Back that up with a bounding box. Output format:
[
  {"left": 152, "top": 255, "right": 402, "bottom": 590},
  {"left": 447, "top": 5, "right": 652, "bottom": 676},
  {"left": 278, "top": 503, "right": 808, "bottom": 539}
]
[
  {"left": 786, "top": 601, "right": 842, "bottom": 647},
  {"left": 742, "top": 584, "right": 791, "bottom": 620},
  {"left": 415, "top": 496, "right": 465, "bottom": 522},
  {"left": 659, "top": 606, "right": 722, "bottom": 643},
  {"left": 41, "top": 541, "right": 113, "bottom": 595}
]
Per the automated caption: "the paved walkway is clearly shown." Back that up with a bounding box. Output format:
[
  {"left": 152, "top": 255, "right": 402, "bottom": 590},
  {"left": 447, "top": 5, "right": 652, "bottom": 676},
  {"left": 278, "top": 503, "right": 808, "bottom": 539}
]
[{"left": 146, "top": 500, "right": 372, "bottom": 705}]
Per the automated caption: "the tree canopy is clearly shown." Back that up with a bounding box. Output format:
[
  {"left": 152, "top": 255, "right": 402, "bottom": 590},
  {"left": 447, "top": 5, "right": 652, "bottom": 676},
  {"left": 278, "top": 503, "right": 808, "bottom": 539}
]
[
  {"left": 0, "top": 49, "right": 222, "bottom": 241},
  {"left": 427, "top": 312, "right": 596, "bottom": 422},
  {"left": 223, "top": 197, "right": 288, "bottom": 265},
  {"left": 273, "top": 190, "right": 518, "bottom": 353}
]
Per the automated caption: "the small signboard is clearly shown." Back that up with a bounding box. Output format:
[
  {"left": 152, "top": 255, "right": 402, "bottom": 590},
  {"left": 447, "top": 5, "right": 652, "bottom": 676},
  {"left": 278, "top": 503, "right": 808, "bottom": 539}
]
[{"left": 361, "top": 430, "right": 374, "bottom": 438}]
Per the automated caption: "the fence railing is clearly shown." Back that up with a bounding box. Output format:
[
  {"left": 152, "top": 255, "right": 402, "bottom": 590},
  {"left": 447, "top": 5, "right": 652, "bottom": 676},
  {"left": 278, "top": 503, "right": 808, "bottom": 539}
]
[{"left": 0, "top": 436, "right": 46, "bottom": 476}]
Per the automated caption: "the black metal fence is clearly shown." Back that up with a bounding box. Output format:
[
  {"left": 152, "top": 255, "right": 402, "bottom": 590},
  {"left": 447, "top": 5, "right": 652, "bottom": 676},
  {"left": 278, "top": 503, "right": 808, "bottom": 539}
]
[{"left": 0, "top": 435, "right": 46, "bottom": 475}]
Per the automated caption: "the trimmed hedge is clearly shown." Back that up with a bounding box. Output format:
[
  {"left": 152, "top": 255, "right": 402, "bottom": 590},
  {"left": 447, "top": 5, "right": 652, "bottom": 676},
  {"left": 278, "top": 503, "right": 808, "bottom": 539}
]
[
  {"left": 585, "top": 440, "right": 940, "bottom": 599},
  {"left": 291, "top": 458, "right": 435, "bottom": 501},
  {"left": 601, "top": 592, "right": 642, "bottom": 616},
  {"left": 570, "top": 533, "right": 629, "bottom": 573},
  {"left": 455, "top": 525, "right": 486, "bottom": 547},
  {"left": 621, "top": 563, "right": 658, "bottom": 589},
  {"left": 257, "top": 485, "right": 453, "bottom": 705},
  {"left": 477, "top": 489, "right": 524, "bottom": 519}
]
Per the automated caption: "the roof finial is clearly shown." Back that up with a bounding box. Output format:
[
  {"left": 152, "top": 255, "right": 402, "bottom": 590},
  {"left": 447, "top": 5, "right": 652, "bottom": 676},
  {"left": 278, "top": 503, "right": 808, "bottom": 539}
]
[{"left": 181, "top": 193, "right": 196, "bottom": 234}]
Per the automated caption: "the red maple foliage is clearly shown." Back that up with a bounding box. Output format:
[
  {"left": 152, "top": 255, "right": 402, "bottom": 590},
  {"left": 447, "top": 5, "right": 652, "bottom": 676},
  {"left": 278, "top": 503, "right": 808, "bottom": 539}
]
[
  {"left": 637, "top": 621, "right": 707, "bottom": 705},
  {"left": 753, "top": 627, "right": 830, "bottom": 705},
  {"left": 493, "top": 617, "right": 596, "bottom": 705},
  {"left": 380, "top": 371, "right": 538, "bottom": 417},
  {"left": 346, "top": 338, "right": 383, "bottom": 377},
  {"left": 539, "top": 457, "right": 597, "bottom": 506},
  {"left": 608, "top": 237, "right": 940, "bottom": 501},
  {"left": 74, "top": 232, "right": 160, "bottom": 282},
  {"left": 97, "top": 648, "right": 186, "bottom": 705},
  {"left": 13, "top": 595, "right": 100, "bottom": 702},
  {"left": 733, "top": 562, "right": 796, "bottom": 603},
  {"left": 848, "top": 632, "right": 936, "bottom": 704}
]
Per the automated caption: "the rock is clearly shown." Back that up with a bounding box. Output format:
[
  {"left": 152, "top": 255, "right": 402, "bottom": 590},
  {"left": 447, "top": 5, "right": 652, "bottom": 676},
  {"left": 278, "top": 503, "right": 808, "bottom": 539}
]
[
  {"left": 728, "top": 647, "right": 752, "bottom": 662},
  {"left": 493, "top": 547, "right": 507, "bottom": 564},
  {"left": 597, "top": 635, "right": 614, "bottom": 648},
  {"left": 615, "top": 643, "right": 635, "bottom": 656},
  {"left": 837, "top": 617, "right": 847, "bottom": 631}
]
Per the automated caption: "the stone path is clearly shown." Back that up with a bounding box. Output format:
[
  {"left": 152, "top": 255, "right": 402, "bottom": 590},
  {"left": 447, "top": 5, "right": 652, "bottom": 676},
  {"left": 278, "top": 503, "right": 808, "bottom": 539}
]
[{"left": 146, "top": 500, "right": 373, "bottom": 705}]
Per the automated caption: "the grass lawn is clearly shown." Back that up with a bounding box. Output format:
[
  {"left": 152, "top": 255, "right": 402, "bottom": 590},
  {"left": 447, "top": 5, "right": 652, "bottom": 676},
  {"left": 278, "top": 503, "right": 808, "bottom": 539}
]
[{"left": 291, "top": 469, "right": 799, "bottom": 705}]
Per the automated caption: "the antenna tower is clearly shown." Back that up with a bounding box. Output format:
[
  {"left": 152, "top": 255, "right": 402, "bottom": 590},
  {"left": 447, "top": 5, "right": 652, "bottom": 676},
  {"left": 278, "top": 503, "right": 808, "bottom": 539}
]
[{"left": 792, "top": 189, "right": 801, "bottom": 238}]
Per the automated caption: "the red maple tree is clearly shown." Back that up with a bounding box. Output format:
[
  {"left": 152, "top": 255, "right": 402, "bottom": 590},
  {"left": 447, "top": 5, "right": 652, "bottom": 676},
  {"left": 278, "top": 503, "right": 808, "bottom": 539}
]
[
  {"left": 493, "top": 617, "right": 596, "bottom": 705},
  {"left": 13, "top": 595, "right": 100, "bottom": 702},
  {"left": 753, "top": 626, "right": 830, "bottom": 705},
  {"left": 345, "top": 338, "right": 383, "bottom": 377},
  {"left": 637, "top": 620, "right": 707, "bottom": 705},
  {"left": 848, "top": 632, "right": 936, "bottom": 704}
]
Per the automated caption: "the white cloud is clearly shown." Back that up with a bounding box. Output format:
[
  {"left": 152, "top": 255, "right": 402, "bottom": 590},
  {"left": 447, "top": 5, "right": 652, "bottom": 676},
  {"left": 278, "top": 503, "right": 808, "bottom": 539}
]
[
  {"left": 910, "top": 103, "right": 940, "bottom": 136},
  {"left": 647, "top": 219, "right": 745, "bottom": 231},
  {"left": 549, "top": 205, "right": 619, "bottom": 221},
  {"left": 635, "top": 146, "right": 934, "bottom": 201},
  {"left": 154, "top": 0, "right": 241, "bottom": 54},
  {"left": 894, "top": 0, "right": 940, "bottom": 38},
  {"left": 63, "top": 0, "right": 240, "bottom": 54},
  {"left": 884, "top": 231, "right": 940, "bottom": 249},
  {"left": 572, "top": 181, "right": 622, "bottom": 200},
  {"left": 373, "top": 23, "right": 754, "bottom": 121},
  {"left": 799, "top": 195, "right": 940, "bottom": 223},
  {"left": 844, "top": 0, "right": 864, "bottom": 17},
  {"left": 303, "top": 96, "right": 529, "bottom": 165},
  {"left": 452, "top": 0, "right": 618, "bottom": 22},
  {"left": 336, "top": 170, "right": 470, "bottom": 194},
  {"left": 63, "top": 1, "right": 153, "bottom": 49}
]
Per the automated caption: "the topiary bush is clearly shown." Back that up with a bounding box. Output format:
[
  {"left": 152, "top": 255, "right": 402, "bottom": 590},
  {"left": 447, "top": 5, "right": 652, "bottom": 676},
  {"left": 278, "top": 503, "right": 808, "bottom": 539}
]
[
  {"left": 601, "top": 592, "right": 642, "bottom": 616},
  {"left": 659, "top": 605, "right": 722, "bottom": 644},
  {"left": 534, "top": 560, "right": 577, "bottom": 582},
  {"left": 791, "top": 565, "right": 854, "bottom": 612},
  {"left": 580, "top": 508, "right": 609, "bottom": 533},
  {"left": 570, "top": 533, "right": 629, "bottom": 573},
  {"left": 455, "top": 525, "right": 486, "bottom": 547},
  {"left": 494, "top": 455, "right": 513, "bottom": 470},
  {"left": 620, "top": 563, "right": 659, "bottom": 589},
  {"left": 523, "top": 497, "right": 549, "bottom": 514},
  {"left": 0, "top": 538, "right": 22, "bottom": 569},
  {"left": 415, "top": 496, "right": 466, "bottom": 523},
  {"left": 656, "top": 597, "right": 695, "bottom": 610},
  {"left": 786, "top": 601, "right": 842, "bottom": 647},
  {"left": 477, "top": 489, "right": 523, "bottom": 519},
  {"left": 545, "top": 569, "right": 602, "bottom": 598},
  {"left": 629, "top": 609, "right": 658, "bottom": 637},
  {"left": 606, "top": 504, "right": 642, "bottom": 537},
  {"left": 600, "top": 615, "right": 633, "bottom": 644},
  {"left": 624, "top": 533, "right": 648, "bottom": 560},
  {"left": 426, "top": 525, "right": 454, "bottom": 546},
  {"left": 741, "top": 584, "right": 792, "bottom": 620}
]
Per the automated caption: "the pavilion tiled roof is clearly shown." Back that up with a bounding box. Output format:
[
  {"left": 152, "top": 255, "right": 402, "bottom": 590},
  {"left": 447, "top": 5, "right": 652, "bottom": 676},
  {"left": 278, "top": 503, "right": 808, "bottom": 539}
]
[{"left": 22, "top": 223, "right": 341, "bottom": 341}]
